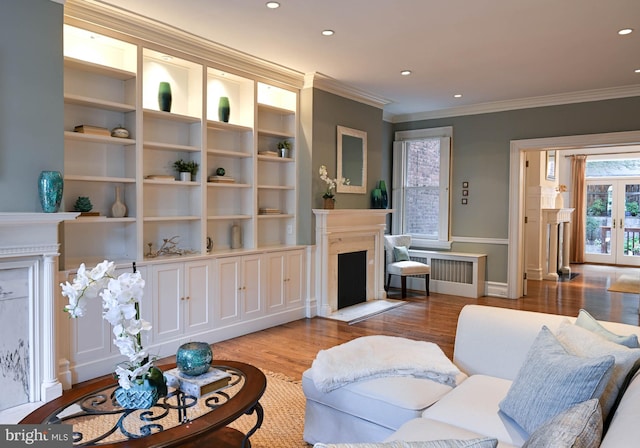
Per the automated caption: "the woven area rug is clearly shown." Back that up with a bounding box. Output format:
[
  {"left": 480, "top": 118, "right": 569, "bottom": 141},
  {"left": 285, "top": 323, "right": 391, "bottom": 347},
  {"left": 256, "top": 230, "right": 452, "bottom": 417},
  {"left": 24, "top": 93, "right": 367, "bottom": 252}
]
[
  {"left": 229, "top": 370, "right": 309, "bottom": 447},
  {"left": 608, "top": 274, "right": 640, "bottom": 293}
]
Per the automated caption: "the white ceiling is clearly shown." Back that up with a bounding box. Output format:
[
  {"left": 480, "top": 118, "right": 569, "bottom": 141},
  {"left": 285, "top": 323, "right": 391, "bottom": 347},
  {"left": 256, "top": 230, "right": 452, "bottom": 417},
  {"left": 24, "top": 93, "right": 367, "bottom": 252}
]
[{"left": 94, "top": 0, "right": 640, "bottom": 120}]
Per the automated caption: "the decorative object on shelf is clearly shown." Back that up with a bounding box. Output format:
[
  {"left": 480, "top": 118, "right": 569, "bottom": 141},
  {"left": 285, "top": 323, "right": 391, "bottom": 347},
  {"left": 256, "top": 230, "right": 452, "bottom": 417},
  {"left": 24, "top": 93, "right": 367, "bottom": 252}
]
[
  {"left": 38, "top": 170, "right": 63, "bottom": 213},
  {"left": 110, "top": 125, "right": 130, "bottom": 138},
  {"left": 173, "top": 159, "right": 199, "bottom": 181},
  {"left": 73, "top": 196, "right": 93, "bottom": 213},
  {"left": 216, "top": 167, "right": 226, "bottom": 176},
  {"left": 218, "top": 96, "right": 230, "bottom": 122},
  {"left": 60, "top": 261, "right": 167, "bottom": 409},
  {"left": 319, "top": 165, "right": 349, "bottom": 208},
  {"left": 158, "top": 81, "right": 172, "bottom": 112},
  {"left": 371, "top": 187, "right": 383, "bottom": 209},
  {"left": 278, "top": 140, "right": 291, "bottom": 158},
  {"left": 555, "top": 184, "right": 567, "bottom": 209},
  {"left": 146, "top": 236, "right": 198, "bottom": 258},
  {"left": 379, "top": 180, "right": 388, "bottom": 209},
  {"left": 206, "top": 236, "right": 213, "bottom": 252},
  {"left": 111, "top": 186, "right": 127, "bottom": 218},
  {"left": 231, "top": 222, "right": 242, "bottom": 249},
  {"left": 176, "top": 341, "right": 213, "bottom": 376}
]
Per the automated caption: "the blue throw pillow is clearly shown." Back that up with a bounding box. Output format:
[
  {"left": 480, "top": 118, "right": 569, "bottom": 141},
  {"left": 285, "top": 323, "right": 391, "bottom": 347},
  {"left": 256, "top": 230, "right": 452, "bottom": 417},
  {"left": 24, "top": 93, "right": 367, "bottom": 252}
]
[
  {"left": 498, "top": 326, "right": 614, "bottom": 435},
  {"left": 393, "top": 246, "right": 410, "bottom": 262}
]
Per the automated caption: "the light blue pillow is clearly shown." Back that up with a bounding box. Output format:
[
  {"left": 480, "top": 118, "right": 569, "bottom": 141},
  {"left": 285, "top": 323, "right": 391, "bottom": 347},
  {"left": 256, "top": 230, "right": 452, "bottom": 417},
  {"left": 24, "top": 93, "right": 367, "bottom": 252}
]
[
  {"left": 393, "top": 246, "right": 410, "bottom": 262},
  {"left": 575, "top": 309, "right": 640, "bottom": 348},
  {"left": 498, "top": 326, "right": 614, "bottom": 435},
  {"left": 522, "top": 399, "right": 602, "bottom": 448}
]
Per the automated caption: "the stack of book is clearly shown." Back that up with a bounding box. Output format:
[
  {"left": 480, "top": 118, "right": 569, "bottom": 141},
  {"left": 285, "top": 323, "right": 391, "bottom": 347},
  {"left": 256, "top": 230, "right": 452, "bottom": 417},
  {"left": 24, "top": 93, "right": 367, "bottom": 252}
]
[
  {"left": 73, "top": 125, "right": 110, "bottom": 136},
  {"left": 164, "top": 366, "right": 232, "bottom": 398},
  {"left": 208, "top": 176, "right": 235, "bottom": 183},
  {"left": 259, "top": 207, "right": 281, "bottom": 215},
  {"left": 258, "top": 150, "right": 278, "bottom": 157}
]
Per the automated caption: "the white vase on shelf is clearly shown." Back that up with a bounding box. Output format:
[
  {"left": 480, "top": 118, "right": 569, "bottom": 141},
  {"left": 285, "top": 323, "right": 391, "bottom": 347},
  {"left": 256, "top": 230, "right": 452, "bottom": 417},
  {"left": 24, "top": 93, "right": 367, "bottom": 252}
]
[
  {"left": 555, "top": 193, "right": 564, "bottom": 209},
  {"left": 111, "top": 186, "right": 127, "bottom": 218}
]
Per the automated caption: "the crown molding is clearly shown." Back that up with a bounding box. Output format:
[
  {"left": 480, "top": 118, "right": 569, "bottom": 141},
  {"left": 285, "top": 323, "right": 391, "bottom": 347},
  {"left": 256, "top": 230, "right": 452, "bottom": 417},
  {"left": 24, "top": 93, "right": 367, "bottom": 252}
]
[
  {"left": 304, "top": 72, "right": 391, "bottom": 110},
  {"left": 50, "top": 0, "right": 66, "bottom": 4},
  {"left": 64, "top": 0, "right": 305, "bottom": 89},
  {"left": 391, "top": 84, "right": 640, "bottom": 123}
]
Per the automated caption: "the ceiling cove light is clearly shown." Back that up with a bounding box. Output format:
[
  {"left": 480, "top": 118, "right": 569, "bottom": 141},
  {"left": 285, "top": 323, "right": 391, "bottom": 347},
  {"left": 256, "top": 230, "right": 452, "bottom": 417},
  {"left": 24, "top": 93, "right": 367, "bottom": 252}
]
[
  {"left": 322, "top": 30, "right": 335, "bottom": 36},
  {"left": 266, "top": 2, "right": 280, "bottom": 9},
  {"left": 618, "top": 28, "right": 633, "bottom": 35},
  {"left": 400, "top": 70, "right": 411, "bottom": 76}
]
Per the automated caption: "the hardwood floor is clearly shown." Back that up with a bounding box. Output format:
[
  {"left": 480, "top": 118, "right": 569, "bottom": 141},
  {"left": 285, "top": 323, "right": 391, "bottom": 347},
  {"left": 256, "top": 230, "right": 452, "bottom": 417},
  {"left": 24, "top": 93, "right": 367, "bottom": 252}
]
[{"left": 210, "top": 264, "right": 640, "bottom": 380}]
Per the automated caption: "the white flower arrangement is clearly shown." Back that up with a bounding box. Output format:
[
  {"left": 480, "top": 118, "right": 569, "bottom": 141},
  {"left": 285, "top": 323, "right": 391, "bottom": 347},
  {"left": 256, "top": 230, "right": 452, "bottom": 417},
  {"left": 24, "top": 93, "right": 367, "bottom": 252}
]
[
  {"left": 61, "top": 260, "right": 165, "bottom": 392},
  {"left": 319, "top": 165, "right": 349, "bottom": 199}
]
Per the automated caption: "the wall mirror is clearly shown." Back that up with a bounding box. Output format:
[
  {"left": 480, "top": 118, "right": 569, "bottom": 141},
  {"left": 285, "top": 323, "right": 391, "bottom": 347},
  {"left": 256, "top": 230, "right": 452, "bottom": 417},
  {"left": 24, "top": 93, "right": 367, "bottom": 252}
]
[{"left": 337, "top": 125, "right": 367, "bottom": 194}]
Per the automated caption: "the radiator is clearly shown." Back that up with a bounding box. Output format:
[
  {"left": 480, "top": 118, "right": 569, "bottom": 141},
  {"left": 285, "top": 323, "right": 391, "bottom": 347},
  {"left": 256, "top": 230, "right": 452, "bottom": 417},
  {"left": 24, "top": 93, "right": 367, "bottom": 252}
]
[{"left": 404, "top": 250, "right": 487, "bottom": 298}]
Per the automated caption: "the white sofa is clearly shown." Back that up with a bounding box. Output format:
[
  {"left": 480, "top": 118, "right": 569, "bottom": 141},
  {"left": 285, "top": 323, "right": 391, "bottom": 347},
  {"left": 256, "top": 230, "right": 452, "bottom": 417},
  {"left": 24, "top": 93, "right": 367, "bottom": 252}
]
[{"left": 303, "top": 305, "right": 640, "bottom": 447}]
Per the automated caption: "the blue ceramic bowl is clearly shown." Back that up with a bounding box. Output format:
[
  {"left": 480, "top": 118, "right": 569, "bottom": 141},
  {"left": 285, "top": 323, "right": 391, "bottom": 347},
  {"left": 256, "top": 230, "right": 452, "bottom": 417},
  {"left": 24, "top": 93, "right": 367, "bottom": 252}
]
[{"left": 176, "top": 342, "right": 212, "bottom": 376}]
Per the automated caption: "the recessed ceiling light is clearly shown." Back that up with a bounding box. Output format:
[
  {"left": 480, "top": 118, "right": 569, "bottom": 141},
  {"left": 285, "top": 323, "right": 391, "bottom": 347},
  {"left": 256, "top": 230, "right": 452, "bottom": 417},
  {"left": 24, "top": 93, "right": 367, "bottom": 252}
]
[
  {"left": 618, "top": 28, "right": 633, "bottom": 35},
  {"left": 454, "top": 94, "right": 463, "bottom": 98},
  {"left": 400, "top": 70, "right": 411, "bottom": 76},
  {"left": 266, "top": 2, "right": 280, "bottom": 9},
  {"left": 161, "top": 54, "right": 173, "bottom": 61},
  {"left": 635, "top": 68, "right": 640, "bottom": 73},
  {"left": 322, "top": 30, "right": 335, "bottom": 36}
]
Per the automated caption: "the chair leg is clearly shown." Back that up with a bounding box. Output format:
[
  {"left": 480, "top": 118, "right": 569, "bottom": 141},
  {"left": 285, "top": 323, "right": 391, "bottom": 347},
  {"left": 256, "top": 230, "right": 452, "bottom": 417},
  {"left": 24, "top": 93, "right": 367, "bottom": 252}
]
[
  {"left": 385, "top": 274, "right": 391, "bottom": 292},
  {"left": 425, "top": 274, "right": 430, "bottom": 296},
  {"left": 401, "top": 276, "right": 407, "bottom": 299}
]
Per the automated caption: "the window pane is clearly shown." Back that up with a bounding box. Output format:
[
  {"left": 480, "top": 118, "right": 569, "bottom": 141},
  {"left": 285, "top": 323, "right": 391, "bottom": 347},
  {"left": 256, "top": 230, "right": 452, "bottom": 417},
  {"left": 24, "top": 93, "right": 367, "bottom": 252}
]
[
  {"left": 404, "top": 139, "right": 440, "bottom": 239},
  {"left": 405, "top": 186, "right": 439, "bottom": 237}
]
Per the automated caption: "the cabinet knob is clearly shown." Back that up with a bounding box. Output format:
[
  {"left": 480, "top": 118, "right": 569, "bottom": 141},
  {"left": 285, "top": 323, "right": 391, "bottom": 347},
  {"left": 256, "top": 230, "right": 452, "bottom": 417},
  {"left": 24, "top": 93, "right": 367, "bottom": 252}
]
[
  {"left": 180, "top": 297, "right": 184, "bottom": 301},
  {"left": 185, "top": 296, "right": 190, "bottom": 300}
]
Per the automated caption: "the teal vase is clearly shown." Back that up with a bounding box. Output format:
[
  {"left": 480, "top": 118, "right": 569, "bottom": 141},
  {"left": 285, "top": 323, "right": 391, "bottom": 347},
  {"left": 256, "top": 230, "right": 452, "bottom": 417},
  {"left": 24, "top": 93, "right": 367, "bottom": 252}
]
[
  {"left": 218, "top": 96, "right": 230, "bottom": 122},
  {"left": 379, "top": 180, "right": 388, "bottom": 209},
  {"left": 114, "top": 379, "right": 159, "bottom": 409},
  {"left": 38, "top": 171, "right": 63, "bottom": 213},
  {"left": 176, "top": 342, "right": 213, "bottom": 376},
  {"left": 158, "top": 82, "right": 172, "bottom": 112}
]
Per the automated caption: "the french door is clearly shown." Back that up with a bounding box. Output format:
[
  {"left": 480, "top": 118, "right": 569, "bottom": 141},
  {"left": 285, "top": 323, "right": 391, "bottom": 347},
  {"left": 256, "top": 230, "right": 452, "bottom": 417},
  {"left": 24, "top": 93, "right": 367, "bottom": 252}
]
[{"left": 584, "top": 180, "right": 640, "bottom": 266}]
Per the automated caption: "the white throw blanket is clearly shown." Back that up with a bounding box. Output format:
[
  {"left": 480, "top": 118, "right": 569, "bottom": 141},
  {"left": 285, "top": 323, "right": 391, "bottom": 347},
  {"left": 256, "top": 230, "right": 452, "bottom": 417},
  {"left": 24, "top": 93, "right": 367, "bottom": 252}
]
[{"left": 310, "top": 335, "right": 462, "bottom": 392}]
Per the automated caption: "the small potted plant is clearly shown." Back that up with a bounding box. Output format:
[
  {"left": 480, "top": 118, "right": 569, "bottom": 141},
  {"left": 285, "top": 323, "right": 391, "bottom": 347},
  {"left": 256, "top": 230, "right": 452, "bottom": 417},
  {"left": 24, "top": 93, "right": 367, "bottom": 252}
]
[
  {"left": 173, "top": 159, "right": 199, "bottom": 181},
  {"left": 278, "top": 140, "right": 292, "bottom": 158}
]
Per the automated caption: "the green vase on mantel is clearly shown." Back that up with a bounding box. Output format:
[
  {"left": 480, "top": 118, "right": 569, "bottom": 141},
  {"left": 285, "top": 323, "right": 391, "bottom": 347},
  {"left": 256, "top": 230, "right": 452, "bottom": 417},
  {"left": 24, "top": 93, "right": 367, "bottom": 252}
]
[{"left": 158, "top": 81, "right": 172, "bottom": 112}]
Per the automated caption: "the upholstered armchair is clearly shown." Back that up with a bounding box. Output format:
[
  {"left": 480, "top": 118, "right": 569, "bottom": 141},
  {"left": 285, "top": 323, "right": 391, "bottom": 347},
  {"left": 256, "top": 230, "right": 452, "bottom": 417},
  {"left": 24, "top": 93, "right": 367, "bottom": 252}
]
[{"left": 383, "top": 235, "right": 430, "bottom": 298}]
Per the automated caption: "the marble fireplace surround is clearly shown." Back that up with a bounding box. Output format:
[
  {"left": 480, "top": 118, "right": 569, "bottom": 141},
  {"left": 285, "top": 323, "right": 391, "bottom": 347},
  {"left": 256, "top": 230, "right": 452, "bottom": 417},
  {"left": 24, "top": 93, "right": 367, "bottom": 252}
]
[
  {"left": 0, "top": 212, "right": 77, "bottom": 414},
  {"left": 313, "top": 209, "right": 393, "bottom": 317}
]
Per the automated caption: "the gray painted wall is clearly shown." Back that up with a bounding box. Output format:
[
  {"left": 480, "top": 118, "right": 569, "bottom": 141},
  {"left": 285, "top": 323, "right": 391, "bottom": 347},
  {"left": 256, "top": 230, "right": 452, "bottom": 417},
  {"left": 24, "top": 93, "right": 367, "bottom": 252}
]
[
  {"left": 0, "top": 0, "right": 64, "bottom": 212},
  {"left": 393, "top": 96, "right": 640, "bottom": 282}
]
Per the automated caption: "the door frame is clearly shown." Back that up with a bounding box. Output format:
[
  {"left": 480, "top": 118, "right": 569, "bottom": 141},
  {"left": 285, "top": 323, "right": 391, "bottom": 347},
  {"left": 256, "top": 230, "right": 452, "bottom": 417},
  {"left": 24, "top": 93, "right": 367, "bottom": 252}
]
[{"left": 508, "top": 130, "right": 640, "bottom": 299}]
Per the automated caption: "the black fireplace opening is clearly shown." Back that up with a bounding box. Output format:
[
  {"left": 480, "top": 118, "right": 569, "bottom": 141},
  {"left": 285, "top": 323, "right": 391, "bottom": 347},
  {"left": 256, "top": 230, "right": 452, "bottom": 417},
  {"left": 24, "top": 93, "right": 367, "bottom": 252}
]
[{"left": 337, "top": 250, "right": 367, "bottom": 309}]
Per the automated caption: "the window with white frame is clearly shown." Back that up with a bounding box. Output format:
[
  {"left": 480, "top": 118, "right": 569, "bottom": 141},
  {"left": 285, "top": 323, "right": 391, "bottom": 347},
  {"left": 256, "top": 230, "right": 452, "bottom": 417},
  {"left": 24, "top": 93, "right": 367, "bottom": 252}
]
[{"left": 392, "top": 127, "right": 452, "bottom": 249}]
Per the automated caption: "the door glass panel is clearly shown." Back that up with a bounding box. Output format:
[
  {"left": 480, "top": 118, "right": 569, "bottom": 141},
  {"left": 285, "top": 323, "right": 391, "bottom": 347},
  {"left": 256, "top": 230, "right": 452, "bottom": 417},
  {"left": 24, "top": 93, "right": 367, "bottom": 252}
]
[
  {"left": 585, "top": 183, "right": 612, "bottom": 255},
  {"left": 624, "top": 184, "right": 640, "bottom": 257}
]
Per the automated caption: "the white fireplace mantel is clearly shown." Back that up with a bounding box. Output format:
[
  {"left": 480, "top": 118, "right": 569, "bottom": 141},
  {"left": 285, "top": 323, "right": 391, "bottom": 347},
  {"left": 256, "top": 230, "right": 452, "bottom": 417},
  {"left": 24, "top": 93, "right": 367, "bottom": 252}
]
[
  {"left": 0, "top": 212, "right": 78, "bottom": 409},
  {"left": 313, "top": 209, "right": 393, "bottom": 317}
]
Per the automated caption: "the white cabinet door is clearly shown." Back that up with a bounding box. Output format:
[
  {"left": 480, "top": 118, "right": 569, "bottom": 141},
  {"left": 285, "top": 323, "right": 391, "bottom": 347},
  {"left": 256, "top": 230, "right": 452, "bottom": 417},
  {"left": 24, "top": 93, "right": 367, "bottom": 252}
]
[
  {"left": 264, "top": 249, "right": 304, "bottom": 313},
  {"left": 150, "top": 260, "right": 213, "bottom": 343},
  {"left": 215, "top": 254, "right": 264, "bottom": 325}
]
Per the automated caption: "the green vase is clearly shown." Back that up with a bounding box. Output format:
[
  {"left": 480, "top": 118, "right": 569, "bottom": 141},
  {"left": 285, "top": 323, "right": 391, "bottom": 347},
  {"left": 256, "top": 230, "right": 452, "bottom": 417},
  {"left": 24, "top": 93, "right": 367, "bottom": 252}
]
[
  {"left": 158, "top": 82, "right": 172, "bottom": 112},
  {"left": 379, "top": 180, "right": 388, "bottom": 209},
  {"left": 218, "top": 96, "right": 230, "bottom": 122},
  {"left": 371, "top": 188, "right": 383, "bottom": 209}
]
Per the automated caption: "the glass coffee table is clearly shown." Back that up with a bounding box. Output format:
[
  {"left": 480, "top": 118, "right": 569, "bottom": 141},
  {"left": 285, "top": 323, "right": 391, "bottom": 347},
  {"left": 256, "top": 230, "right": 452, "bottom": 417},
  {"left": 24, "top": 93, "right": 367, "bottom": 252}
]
[{"left": 20, "top": 361, "right": 266, "bottom": 448}]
